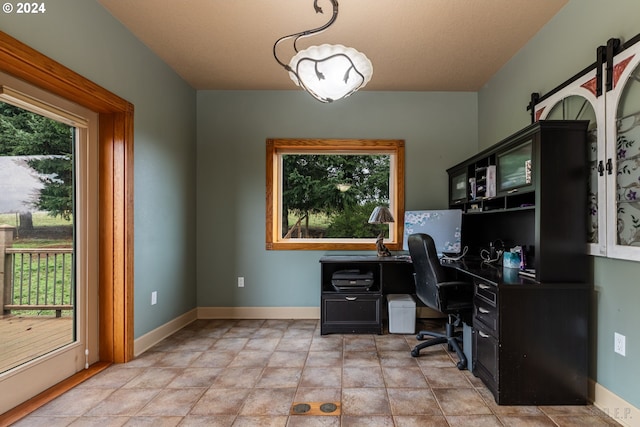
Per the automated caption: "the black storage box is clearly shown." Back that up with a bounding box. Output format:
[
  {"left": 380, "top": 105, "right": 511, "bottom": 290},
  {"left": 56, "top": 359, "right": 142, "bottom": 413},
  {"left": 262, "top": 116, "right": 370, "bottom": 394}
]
[{"left": 331, "top": 269, "right": 374, "bottom": 291}]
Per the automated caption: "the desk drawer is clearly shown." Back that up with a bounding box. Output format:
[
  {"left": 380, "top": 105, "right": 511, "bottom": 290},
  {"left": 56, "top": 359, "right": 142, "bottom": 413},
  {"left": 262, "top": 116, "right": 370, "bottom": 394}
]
[
  {"left": 474, "top": 296, "right": 497, "bottom": 334},
  {"left": 473, "top": 327, "right": 498, "bottom": 387},
  {"left": 321, "top": 293, "right": 382, "bottom": 334},
  {"left": 475, "top": 281, "right": 497, "bottom": 306}
]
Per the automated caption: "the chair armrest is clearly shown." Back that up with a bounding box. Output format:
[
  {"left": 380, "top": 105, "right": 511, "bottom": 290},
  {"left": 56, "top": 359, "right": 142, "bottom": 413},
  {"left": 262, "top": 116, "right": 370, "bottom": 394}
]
[{"left": 436, "top": 281, "right": 474, "bottom": 309}]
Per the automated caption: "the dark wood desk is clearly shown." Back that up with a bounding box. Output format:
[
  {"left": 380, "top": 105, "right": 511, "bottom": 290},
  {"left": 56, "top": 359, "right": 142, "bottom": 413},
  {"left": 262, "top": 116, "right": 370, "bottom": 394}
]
[
  {"left": 319, "top": 256, "right": 414, "bottom": 335},
  {"left": 444, "top": 258, "right": 589, "bottom": 405}
]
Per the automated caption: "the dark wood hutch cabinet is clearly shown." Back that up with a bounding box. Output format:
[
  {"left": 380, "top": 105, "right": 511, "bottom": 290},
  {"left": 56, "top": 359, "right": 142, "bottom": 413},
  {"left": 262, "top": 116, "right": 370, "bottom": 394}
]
[{"left": 446, "top": 120, "right": 590, "bottom": 405}]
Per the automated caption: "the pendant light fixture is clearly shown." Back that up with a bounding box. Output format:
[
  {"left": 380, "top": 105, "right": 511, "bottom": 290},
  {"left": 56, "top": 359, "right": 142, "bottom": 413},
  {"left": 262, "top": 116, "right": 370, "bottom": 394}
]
[{"left": 273, "top": 0, "right": 373, "bottom": 103}]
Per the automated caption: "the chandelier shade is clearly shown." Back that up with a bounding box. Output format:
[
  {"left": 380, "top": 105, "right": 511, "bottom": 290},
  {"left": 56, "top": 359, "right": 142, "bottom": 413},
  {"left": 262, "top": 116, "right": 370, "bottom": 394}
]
[
  {"left": 288, "top": 44, "right": 373, "bottom": 103},
  {"left": 273, "top": 0, "right": 373, "bottom": 103}
]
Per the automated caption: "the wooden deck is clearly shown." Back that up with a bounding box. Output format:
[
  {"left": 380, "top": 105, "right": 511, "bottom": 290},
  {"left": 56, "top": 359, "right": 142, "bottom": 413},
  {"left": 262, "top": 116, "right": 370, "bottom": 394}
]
[{"left": 0, "top": 315, "right": 74, "bottom": 374}]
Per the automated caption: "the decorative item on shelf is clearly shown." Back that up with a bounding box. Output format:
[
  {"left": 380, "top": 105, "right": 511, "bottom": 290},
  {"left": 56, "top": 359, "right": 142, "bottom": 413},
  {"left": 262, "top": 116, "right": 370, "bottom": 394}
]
[
  {"left": 486, "top": 165, "right": 496, "bottom": 197},
  {"left": 368, "top": 205, "right": 394, "bottom": 256},
  {"left": 272, "top": 0, "right": 373, "bottom": 103}
]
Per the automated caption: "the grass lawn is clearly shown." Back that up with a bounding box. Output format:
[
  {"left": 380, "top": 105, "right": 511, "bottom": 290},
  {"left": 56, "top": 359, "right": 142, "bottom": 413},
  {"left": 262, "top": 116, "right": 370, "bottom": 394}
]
[{"left": 0, "top": 212, "right": 72, "bottom": 247}]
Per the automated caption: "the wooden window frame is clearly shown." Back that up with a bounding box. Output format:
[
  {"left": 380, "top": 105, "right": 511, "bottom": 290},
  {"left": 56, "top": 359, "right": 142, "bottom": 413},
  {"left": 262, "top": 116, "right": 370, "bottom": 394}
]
[
  {"left": 266, "top": 138, "right": 405, "bottom": 251},
  {"left": 0, "top": 31, "right": 134, "bottom": 363}
]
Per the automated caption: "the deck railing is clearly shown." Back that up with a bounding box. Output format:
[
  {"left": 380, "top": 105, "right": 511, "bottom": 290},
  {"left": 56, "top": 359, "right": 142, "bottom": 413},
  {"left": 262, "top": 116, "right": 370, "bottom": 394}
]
[{"left": 1, "top": 225, "right": 74, "bottom": 317}]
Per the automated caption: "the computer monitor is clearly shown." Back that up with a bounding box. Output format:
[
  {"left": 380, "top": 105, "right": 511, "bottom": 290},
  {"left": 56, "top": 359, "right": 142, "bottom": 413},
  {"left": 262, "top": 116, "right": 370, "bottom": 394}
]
[{"left": 403, "top": 209, "right": 462, "bottom": 256}]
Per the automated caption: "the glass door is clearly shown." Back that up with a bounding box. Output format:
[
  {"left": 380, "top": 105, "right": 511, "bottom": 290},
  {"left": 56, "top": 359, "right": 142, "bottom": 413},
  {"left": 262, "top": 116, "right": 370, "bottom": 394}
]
[
  {"left": 0, "top": 71, "right": 98, "bottom": 414},
  {"left": 534, "top": 68, "right": 607, "bottom": 256},
  {"left": 605, "top": 40, "right": 640, "bottom": 260}
]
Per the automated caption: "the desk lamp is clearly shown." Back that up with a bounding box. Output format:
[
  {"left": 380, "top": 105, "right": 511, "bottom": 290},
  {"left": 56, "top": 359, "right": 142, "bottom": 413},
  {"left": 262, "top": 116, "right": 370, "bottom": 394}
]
[{"left": 368, "top": 206, "right": 394, "bottom": 257}]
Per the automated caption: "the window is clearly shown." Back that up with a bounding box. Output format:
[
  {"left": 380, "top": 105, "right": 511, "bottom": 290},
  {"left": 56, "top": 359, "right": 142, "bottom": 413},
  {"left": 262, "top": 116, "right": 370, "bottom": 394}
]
[{"left": 266, "top": 138, "right": 405, "bottom": 250}]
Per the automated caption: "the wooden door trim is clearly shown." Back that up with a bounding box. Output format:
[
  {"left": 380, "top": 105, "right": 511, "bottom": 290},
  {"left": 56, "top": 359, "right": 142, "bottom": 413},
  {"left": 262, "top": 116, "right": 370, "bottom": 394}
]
[{"left": 0, "top": 30, "right": 134, "bottom": 363}]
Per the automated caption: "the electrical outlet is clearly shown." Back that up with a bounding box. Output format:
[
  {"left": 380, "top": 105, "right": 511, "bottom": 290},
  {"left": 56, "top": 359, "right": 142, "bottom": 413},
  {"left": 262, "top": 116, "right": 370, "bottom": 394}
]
[
  {"left": 238, "top": 277, "right": 245, "bottom": 288},
  {"left": 151, "top": 291, "right": 157, "bottom": 305},
  {"left": 614, "top": 332, "right": 626, "bottom": 356}
]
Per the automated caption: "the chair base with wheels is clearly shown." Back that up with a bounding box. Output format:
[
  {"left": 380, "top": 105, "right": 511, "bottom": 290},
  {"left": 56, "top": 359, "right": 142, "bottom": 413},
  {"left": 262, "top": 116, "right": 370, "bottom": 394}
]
[{"left": 411, "top": 314, "right": 467, "bottom": 370}]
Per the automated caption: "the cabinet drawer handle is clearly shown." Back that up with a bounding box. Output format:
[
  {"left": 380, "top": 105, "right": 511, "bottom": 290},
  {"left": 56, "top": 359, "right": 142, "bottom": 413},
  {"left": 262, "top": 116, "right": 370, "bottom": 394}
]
[
  {"left": 507, "top": 188, "right": 519, "bottom": 194},
  {"left": 478, "top": 284, "right": 491, "bottom": 290},
  {"left": 478, "top": 307, "right": 490, "bottom": 314},
  {"left": 345, "top": 296, "right": 357, "bottom": 301},
  {"left": 478, "top": 331, "right": 490, "bottom": 338}
]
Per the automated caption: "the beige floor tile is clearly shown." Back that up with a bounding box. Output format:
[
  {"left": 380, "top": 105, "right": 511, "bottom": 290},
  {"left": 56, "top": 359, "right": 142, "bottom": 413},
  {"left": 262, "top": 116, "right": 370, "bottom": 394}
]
[
  {"left": 256, "top": 367, "right": 302, "bottom": 388},
  {"left": 276, "top": 337, "right": 313, "bottom": 352},
  {"left": 76, "top": 366, "right": 145, "bottom": 389},
  {"left": 343, "top": 350, "right": 381, "bottom": 367},
  {"left": 498, "top": 415, "right": 559, "bottom": 426},
  {"left": 136, "top": 388, "right": 205, "bottom": 416},
  {"left": 446, "top": 414, "right": 503, "bottom": 426},
  {"left": 310, "top": 336, "right": 344, "bottom": 351},
  {"left": 340, "top": 415, "right": 395, "bottom": 426},
  {"left": 343, "top": 366, "right": 385, "bottom": 388},
  {"left": 342, "top": 388, "right": 391, "bottom": 416},
  {"left": 122, "top": 367, "right": 181, "bottom": 389},
  {"left": 381, "top": 366, "right": 429, "bottom": 388},
  {"left": 122, "top": 416, "right": 183, "bottom": 426},
  {"left": 189, "top": 388, "right": 251, "bottom": 415},
  {"left": 306, "top": 350, "right": 343, "bottom": 367},
  {"left": 71, "top": 416, "right": 129, "bottom": 426},
  {"left": 287, "top": 415, "right": 340, "bottom": 427},
  {"left": 232, "top": 415, "right": 288, "bottom": 426},
  {"left": 294, "top": 387, "right": 342, "bottom": 403},
  {"left": 344, "top": 336, "right": 377, "bottom": 352},
  {"left": 190, "top": 349, "right": 236, "bottom": 367},
  {"left": 179, "top": 415, "right": 237, "bottom": 426},
  {"left": 243, "top": 337, "right": 281, "bottom": 352},
  {"left": 377, "top": 350, "right": 418, "bottom": 367},
  {"left": 238, "top": 387, "right": 296, "bottom": 415},
  {"left": 156, "top": 350, "right": 203, "bottom": 368},
  {"left": 211, "top": 367, "right": 263, "bottom": 388},
  {"left": 12, "top": 416, "right": 80, "bottom": 427},
  {"left": 299, "top": 366, "right": 342, "bottom": 388},
  {"left": 387, "top": 387, "right": 441, "bottom": 416},
  {"left": 211, "top": 337, "right": 248, "bottom": 351},
  {"left": 13, "top": 319, "right": 622, "bottom": 427},
  {"left": 228, "top": 349, "right": 272, "bottom": 368},
  {"left": 268, "top": 350, "right": 308, "bottom": 367},
  {"left": 30, "top": 387, "right": 115, "bottom": 416},
  {"left": 549, "top": 414, "right": 623, "bottom": 426},
  {"left": 423, "top": 366, "right": 473, "bottom": 388},
  {"left": 166, "top": 367, "right": 223, "bottom": 388},
  {"left": 432, "top": 388, "right": 493, "bottom": 416},
  {"left": 85, "top": 388, "right": 160, "bottom": 416},
  {"left": 392, "top": 415, "right": 449, "bottom": 426}
]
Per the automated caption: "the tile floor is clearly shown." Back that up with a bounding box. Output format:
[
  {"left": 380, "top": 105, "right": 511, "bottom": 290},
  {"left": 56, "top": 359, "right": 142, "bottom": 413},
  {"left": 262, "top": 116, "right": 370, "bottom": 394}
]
[{"left": 14, "top": 319, "right": 620, "bottom": 427}]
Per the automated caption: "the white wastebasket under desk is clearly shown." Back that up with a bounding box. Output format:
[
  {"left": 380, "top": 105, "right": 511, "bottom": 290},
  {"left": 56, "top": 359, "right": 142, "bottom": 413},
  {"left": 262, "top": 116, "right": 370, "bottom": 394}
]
[{"left": 387, "top": 294, "right": 416, "bottom": 334}]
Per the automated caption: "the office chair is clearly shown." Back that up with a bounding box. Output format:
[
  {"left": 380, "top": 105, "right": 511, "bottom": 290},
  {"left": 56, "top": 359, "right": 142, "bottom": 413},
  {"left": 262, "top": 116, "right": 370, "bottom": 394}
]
[{"left": 408, "top": 233, "right": 474, "bottom": 370}]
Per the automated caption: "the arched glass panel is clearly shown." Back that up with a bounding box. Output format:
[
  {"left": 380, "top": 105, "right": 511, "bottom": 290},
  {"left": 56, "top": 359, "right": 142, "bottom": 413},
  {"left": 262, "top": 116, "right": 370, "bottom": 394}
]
[
  {"left": 547, "top": 96, "right": 600, "bottom": 244},
  {"left": 615, "top": 63, "right": 640, "bottom": 247}
]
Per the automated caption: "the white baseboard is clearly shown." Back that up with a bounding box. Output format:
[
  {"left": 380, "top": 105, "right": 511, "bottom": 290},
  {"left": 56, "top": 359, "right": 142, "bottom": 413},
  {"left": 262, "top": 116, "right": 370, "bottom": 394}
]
[
  {"left": 133, "top": 308, "right": 198, "bottom": 356},
  {"left": 197, "top": 306, "right": 320, "bottom": 319},
  {"left": 591, "top": 379, "right": 640, "bottom": 427}
]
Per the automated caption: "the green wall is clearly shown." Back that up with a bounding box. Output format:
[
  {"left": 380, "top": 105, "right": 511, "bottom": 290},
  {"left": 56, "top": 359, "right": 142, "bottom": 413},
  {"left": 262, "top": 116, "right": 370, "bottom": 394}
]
[
  {"left": 478, "top": 0, "right": 640, "bottom": 410},
  {"left": 196, "top": 90, "right": 477, "bottom": 307},
  {"left": 0, "top": 0, "right": 198, "bottom": 337}
]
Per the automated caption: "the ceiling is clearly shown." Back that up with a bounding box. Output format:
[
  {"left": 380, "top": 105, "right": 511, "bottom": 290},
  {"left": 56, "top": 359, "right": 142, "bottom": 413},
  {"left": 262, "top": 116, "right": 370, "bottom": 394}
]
[{"left": 97, "top": 0, "right": 568, "bottom": 92}]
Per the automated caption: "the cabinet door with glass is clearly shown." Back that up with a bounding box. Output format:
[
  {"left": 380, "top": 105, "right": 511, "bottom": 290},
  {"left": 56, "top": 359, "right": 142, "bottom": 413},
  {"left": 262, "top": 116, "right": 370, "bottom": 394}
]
[
  {"left": 605, "top": 38, "right": 640, "bottom": 260},
  {"left": 496, "top": 139, "right": 534, "bottom": 197},
  {"left": 449, "top": 165, "right": 468, "bottom": 206},
  {"left": 534, "top": 68, "right": 606, "bottom": 256}
]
